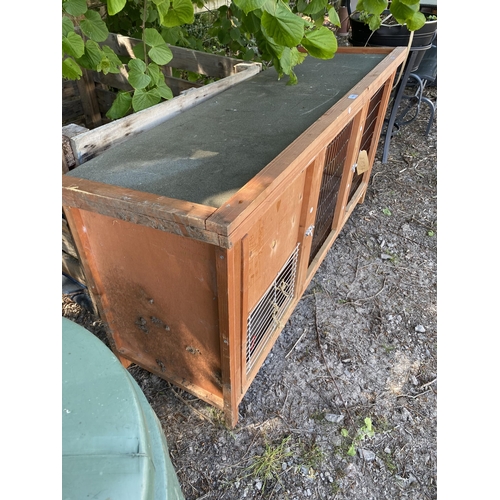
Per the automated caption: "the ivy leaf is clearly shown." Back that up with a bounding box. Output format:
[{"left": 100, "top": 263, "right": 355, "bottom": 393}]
[
  {"left": 144, "top": 28, "right": 173, "bottom": 65},
  {"left": 286, "top": 69, "right": 298, "bottom": 86},
  {"left": 106, "top": 91, "right": 132, "bottom": 120},
  {"left": 390, "top": 0, "right": 423, "bottom": 28},
  {"left": 129, "top": 58, "right": 148, "bottom": 72},
  {"left": 62, "top": 17, "right": 74, "bottom": 37},
  {"left": 405, "top": 11, "right": 427, "bottom": 31},
  {"left": 144, "top": 27, "right": 166, "bottom": 47},
  {"left": 147, "top": 63, "right": 162, "bottom": 86},
  {"left": 62, "top": 57, "right": 83, "bottom": 80},
  {"left": 303, "top": 0, "right": 328, "bottom": 15},
  {"left": 132, "top": 88, "right": 162, "bottom": 112},
  {"left": 233, "top": 0, "right": 267, "bottom": 15},
  {"left": 356, "top": 0, "right": 387, "bottom": 17},
  {"left": 301, "top": 27, "right": 337, "bottom": 59},
  {"left": 107, "top": 0, "right": 127, "bottom": 16},
  {"left": 156, "top": 80, "right": 174, "bottom": 100},
  {"left": 398, "top": 0, "right": 421, "bottom": 5},
  {"left": 62, "top": 0, "right": 88, "bottom": 17},
  {"left": 62, "top": 31, "right": 85, "bottom": 59},
  {"left": 155, "top": 0, "right": 171, "bottom": 25},
  {"left": 102, "top": 45, "right": 123, "bottom": 73},
  {"left": 296, "top": 0, "right": 308, "bottom": 12},
  {"left": 128, "top": 59, "right": 151, "bottom": 89},
  {"left": 76, "top": 39, "right": 103, "bottom": 69},
  {"left": 80, "top": 10, "right": 109, "bottom": 42},
  {"left": 162, "top": 0, "right": 194, "bottom": 28},
  {"left": 279, "top": 46, "right": 306, "bottom": 76},
  {"left": 328, "top": 7, "right": 341, "bottom": 28},
  {"left": 261, "top": 4, "right": 305, "bottom": 47}
]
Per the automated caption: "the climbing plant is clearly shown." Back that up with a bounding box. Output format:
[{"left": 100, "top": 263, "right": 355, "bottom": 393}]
[
  {"left": 356, "top": 0, "right": 426, "bottom": 31},
  {"left": 62, "top": 0, "right": 422, "bottom": 120}
]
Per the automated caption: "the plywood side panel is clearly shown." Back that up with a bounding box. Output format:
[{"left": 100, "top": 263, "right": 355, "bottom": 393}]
[
  {"left": 243, "top": 169, "right": 307, "bottom": 311},
  {"left": 76, "top": 209, "right": 224, "bottom": 404}
]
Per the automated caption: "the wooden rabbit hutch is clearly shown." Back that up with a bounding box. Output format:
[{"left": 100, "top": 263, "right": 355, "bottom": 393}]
[
  {"left": 63, "top": 46, "right": 406, "bottom": 428},
  {"left": 62, "top": 34, "right": 261, "bottom": 284}
]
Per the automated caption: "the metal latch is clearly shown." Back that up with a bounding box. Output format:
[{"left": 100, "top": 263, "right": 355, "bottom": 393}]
[{"left": 305, "top": 225, "right": 315, "bottom": 237}]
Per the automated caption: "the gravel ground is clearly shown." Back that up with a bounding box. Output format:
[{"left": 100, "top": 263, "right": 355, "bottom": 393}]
[{"left": 63, "top": 79, "right": 438, "bottom": 499}]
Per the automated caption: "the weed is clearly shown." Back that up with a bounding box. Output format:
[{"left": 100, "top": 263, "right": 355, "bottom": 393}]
[
  {"left": 247, "top": 435, "right": 294, "bottom": 491},
  {"left": 381, "top": 343, "right": 395, "bottom": 353},
  {"left": 380, "top": 450, "right": 398, "bottom": 473},
  {"left": 382, "top": 207, "right": 392, "bottom": 216},
  {"left": 341, "top": 417, "right": 376, "bottom": 457},
  {"left": 300, "top": 439, "right": 325, "bottom": 470}
]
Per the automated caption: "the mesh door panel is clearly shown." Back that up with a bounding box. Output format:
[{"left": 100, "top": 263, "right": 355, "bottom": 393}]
[
  {"left": 348, "top": 87, "right": 384, "bottom": 200},
  {"left": 246, "top": 244, "right": 300, "bottom": 374},
  {"left": 308, "top": 120, "right": 354, "bottom": 264}
]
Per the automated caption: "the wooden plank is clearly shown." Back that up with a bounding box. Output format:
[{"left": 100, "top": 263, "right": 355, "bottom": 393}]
[
  {"left": 331, "top": 106, "right": 368, "bottom": 232},
  {"left": 72, "top": 208, "right": 225, "bottom": 407},
  {"left": 62, "top": 177, "right": 226, "bottom": 246},
  {"left": 103, "top": 33, "right": 244, "bottom": 78},
  {"left": 163, "top": 75, "right": 201, "bottom": 95},
  {"left": 76, "top": 69, "right": 102, "bottom": 129},
  {"left": 358, "top": 75, "right": 396, "bottom": 204},
  {"left": 205, "top": 47, "right": 407, "bottom": 238},
  {"left": 294, "top": 152, "right": 327, "bottom": 292},
  {"left": 62, "top": 218, "right": 79, "bottom": 258},
  {"left": 62, "top": 124, "right": 88, "bottom": 170},
  {"left": 62, "top": 149, "right": 69, "bottom": 175},
  {"left": 63, "top": 207, "right": 103, "bottom": 315},
  {"left": 215, "top": 244, "right": 242, "bottom": 428},
  {"left": 69, "top": 62, "right": 262, "bottom": 165},
  {"left": 62, "top": 99, "right": 84, "bottom": 126},
  {"left": 62, "top": 79, "right": 79, "bottom": 99},
  {"left": 62, "top": 251, "right": 86, "bottom": 285}
]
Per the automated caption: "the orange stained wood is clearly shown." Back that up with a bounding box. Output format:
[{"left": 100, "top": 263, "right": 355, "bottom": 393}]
[
  {"left": 205, "top": 47, "right": 407, "bottom": 239},
  {"left": 62, "top": 176, "right": 221, "bottom": 244},
  {"left": 215, "top": 243, "right": 243, "bottom": 428},
  {"left": 70, "top": 208, "right": 225, "bottom": 406},
  {"left": 242, "top": 168, "right": 307, "bottom": 311}
]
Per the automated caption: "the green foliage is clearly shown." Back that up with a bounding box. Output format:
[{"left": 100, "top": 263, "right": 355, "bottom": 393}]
[
  {"left": 355, "top": 0, "right": 426, "bottom": 31},
  {"left": 341, "top": 417, "right": 376, "bottom": 457},
  {"left": 65, "top": 0, "right": 419, "bottom": 120},
  {"left": 247, "top": 435, "right": 293, "bottom": 490}
]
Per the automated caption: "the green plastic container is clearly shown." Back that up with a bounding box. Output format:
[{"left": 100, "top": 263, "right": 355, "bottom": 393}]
[{"left": 62, "top": 317, "right": 184, "bottom": 500}]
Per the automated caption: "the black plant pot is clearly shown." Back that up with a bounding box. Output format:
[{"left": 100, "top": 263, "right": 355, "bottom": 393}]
[{"left": 350, "top": 10, "right": 437, "bottom": 70}]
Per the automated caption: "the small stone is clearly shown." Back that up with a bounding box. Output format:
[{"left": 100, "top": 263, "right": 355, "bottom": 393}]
[
  {"left": 381, "top": 253, "right": 392, "bottom": 260},
  {"left": 255, "top": 481, "right": 262, "bottom": 491},
  {"left": 415, "top": 324, "right": 426, "bottom": 333},
  {"left": 324, "top": 413, "right": 344, "bottom": 423},
  {"left": 358, "top": 448, "right": 376, "bottom": 461},
  {"left": 384, "top": 447, "right": 391, "bottom": 454}
]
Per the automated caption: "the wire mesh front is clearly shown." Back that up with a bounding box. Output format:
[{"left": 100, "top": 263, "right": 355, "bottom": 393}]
[
  {"left": 308, "top": 120, "right": 354, "bottom": 264},
  {"left": 246, "top": 244, "right": 300, "bottom": 374},
  {"left": 348, "top": 87, "right": 384, "bottom": 201}
]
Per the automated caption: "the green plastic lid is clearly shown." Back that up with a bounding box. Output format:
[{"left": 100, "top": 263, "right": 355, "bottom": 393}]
[{"left": 62, "top": 317, "right": 184, "bottom": 500}]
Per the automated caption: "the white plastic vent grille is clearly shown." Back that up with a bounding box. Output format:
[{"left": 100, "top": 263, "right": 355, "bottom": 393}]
[{"left": 246, "top": 244, "right": 300, "bottom": 374}]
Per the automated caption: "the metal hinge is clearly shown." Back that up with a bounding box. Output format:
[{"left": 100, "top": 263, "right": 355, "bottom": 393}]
[{"left": 305, "top": 225, "right": 315, "bottom": 237}]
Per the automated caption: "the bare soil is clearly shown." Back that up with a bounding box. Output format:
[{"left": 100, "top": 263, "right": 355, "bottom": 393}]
[{"left": 62, "top": 82, "right": 437, "bottom": 500}]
